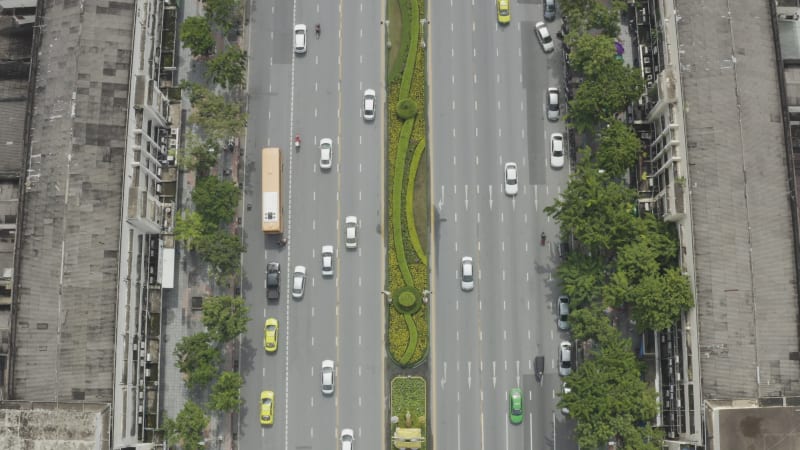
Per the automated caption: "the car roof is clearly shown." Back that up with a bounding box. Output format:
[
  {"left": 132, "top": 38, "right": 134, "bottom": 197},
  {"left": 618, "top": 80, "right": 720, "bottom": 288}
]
[
  {"left": 295, "top": 265, "right": 306, "bottom": 274},
  {"left": 346, "top": 216, "right": 357, "bottom": 223},
  {"left": 364, "top": 89, "right": 375, "bottom": 96}
]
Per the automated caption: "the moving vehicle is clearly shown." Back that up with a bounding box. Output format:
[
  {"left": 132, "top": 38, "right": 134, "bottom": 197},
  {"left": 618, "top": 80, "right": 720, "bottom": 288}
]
[
  {"left": 341, "top": 428, "right": 355, "bottom": 450},
  {"left": 266, "top": 262, "right": 280, "bottom": 301},
  {"left": 550, "top": 133, "right": 565, "bottom": 168},
  {"left": 292, "top": 265, "right": 307, "bottom": 299},
  {"left": 260, "top": 390, "right": 274, "bottom": 425},
  {"left": 363, "top": 89, "right": 376, "bottom": 120},
  {"left": 504, "top": 162, "right": 518, "bottom": 196},
  {"left": 320, "top": 138, "right": 333, "bottom": 170},
  {"left": 321, "top": 359, "right": 335, "bottom": 394},
  {"left": 559, "top": 341, "right": 573, "bottom": 376},
  {"left": 261, "top": 148, "right": 283, "bottom": 234},
  {"left": 546, "top": 87, "right": 560, "bottom": 121},
  {"left": 508, "top": 388, "right": 523, "bottom": 424},
  {"left": 264, "top": 318, "right": 278, "bottom": 352},
  {"left": 461, "top": 256, "right": 474, "bottom": 291},
  {"left": 535, "top": 355, "right": 544, "bottom": 383},
  {"left": 345, "top": 216, "right": 358, "bottom": 249},
  {"left": 557, "top": 295, "right": 570, "bottom": 330},
  {"left": 535, "top": 22, "right": 554, "bottom": 53},
  {"left": 497, "top": 0, "right": 510, "bottom": 24},
  {"left": 321, "top": 245, "right": 334, "bottom": 277},
  {"left": 294, "top": 24, "right": 307, "bottom": 53}
]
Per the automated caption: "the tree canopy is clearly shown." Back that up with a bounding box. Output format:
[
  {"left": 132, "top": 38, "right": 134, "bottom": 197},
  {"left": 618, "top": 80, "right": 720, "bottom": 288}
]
[
  {"left": 182, "top": 82, "right": 247, "bottom": 141},
  {"left": 196, "top": 229, "right": 245, "bottom": 281},
  {"left": 629, "top": 268, "right": 694, "bottom": 332},
  {"left": 560, "top": 0, "right": 625, "bottom": 36},
  {"left": 564, "top": 33, "right": 618, "bottom": 79},
  {"left": 178, "top": 132, "right": 219, "bottom": 175},
  {"left": 201, "top": 295, "right": 250, "bottom": 342},
  {"left": 174, "top": 211, "right": 209, "bottom": 252},
  {"left": 566, "top": 63, "right": 644, "bottom": 134},
  {"left": 208, "top": 371, "right": 244, "bottom": 412},
  {"left": 597, "top": 118, "right": 642, "bottom": 179},
  {"left": 192, "top": 176, "right": 240, "bottom": 226},
  {"left": 162, "top": 401, "right": 210, "bottom": 450},
  {"left": 203, "top": 0, "right": 241, "bottom": 34},
  {"left": 206, "top": 46, "right": 248, "bottom": 89},
  {"left": 180, "top": 16, "right": 215, "bottom": 58},
  {"left": 174, "top": 332, "right": 221, "bottom": 389},
  {"left": 556, "top": 253, "right": 606, "bottom": 308}
]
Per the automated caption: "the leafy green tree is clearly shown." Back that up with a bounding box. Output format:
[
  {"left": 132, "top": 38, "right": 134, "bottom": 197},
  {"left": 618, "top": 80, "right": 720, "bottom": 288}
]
[
  {"left": 566, "top": 62, "right": 644, "bottom": 134},
  {"left": 182, "top": 81, "right": 247, "bottom": 141},
  {"left": 162, "top": 400, "right": 209, "bottom": 450},
  {"left": 602, "top": 269, "right": 633, "bottom": 308},
  {"left": 204, "top": 0, "right": 241, "bottom": 33},
  {"left": 597, "top": 118, "right": 642, "bottom": 178},
  {"left": 178, "top": 132, "right": 219, "bottom": 175},
  {"left": 174, "top": 211, "right": 210, "bottom": 252},
  {"left": 196, "top": 229, "right": 245, "bottom": 280},
  {"left": 201, "top": 295, "right": 249, "bottom": 342},
  {"left": 569, "top": 306, "right": 616, "bottom": 342},
  {"left": 629, "top": 268, "right": 694, "bottom": 331},
  {"left": 174, "top": 332, "right": 221, "bottom": 389},
  {"left": 556, "top": 253, "right": 606, "bottom": 308},
  {"left": 560, "top": 0, "right": 625, "bottom": 36},
  {"left": 563, "top": 33, "right": 618, "bottom": 79},
  {"left": 180, "top": 16, "right": 215, "bottom": 57},
  {"left": 192, "top": 176, "right": 240, "bottom": 226},
  {"left": 206, "top": 46, "right": 248, "bottom": 89},
  {"left": 208, "top": 371, "right": 244, "bottom": 412}
]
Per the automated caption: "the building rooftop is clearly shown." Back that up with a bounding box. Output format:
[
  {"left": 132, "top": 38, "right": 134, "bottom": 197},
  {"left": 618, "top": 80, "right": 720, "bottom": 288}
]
[
  {"left": 12, "top": 0, "right": 133, "bottom": 402},
  {"left": 0, "top": 401, "right": 109, "bottom": 449},
  {"left": 677, "top": 0, "right": 800, "bottom": 400}
]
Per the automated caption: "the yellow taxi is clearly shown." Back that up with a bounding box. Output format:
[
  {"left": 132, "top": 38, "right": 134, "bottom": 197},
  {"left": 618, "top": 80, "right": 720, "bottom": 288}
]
[
  {"left": 264, "top": 318, "right": 278, "bottom": 352},
  {"left": 260, "top": 390, "right": 274, "bottom": 425},
  {"left": 497, "top": 0, "right": 510, "bottom": 24}
]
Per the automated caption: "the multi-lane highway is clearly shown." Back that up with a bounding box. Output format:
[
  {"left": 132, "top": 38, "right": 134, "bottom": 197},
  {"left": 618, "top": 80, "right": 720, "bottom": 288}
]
[
  {"left": 429, "top": 2, "right": 577, "bottom": 449},
  {"left": 239, "top": 0, "right": 384, "bottom": 448}
]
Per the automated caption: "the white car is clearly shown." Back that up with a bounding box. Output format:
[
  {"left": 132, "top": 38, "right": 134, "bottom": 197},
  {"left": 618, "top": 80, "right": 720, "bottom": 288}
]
[
  {"left": 504, "top": 162, "right": 518, "bottom": 196},
  {"left": 546, "top": 87, "right": 560, "bottom": 121},
  {"left": 559, "top": 341, "right": 572, "bottom": 377},
  {"left": 535, "top": 21, "right": 554, "bottom": 53},
  {"left": 319, "top": 138, "right": 333, "bottom": 170},
  {"left": 363, "top": 89, "right": 376, "bottom": 120},
  {"left": 294, "top": 24, "right": 307, "bottom": 54},
  {"left": 550, "top": 132, "right": 565, "bottom": 168},
  {"left": 321, "top": 245, "right": 334, "bottom": 277},
  {"left": 341, "top": 428, "right": 355, "bottom": 450},
  {"left": 321, "top": 360, "right": 335, "bottom": 395},
  {"left": 292, "top": 265, "right": 306, "bottom": 299},
  {"left": 561, "top": 382, "right": 571, "bottom": 415},
  {"left": 557, "top": 295, "right": 570, "bottom": 330},
  {"left": 345, "top": 216, "right": 358, "bottom": 249},
  {"left": 461, "top": 256, "right": 474, "bottom": 291}
]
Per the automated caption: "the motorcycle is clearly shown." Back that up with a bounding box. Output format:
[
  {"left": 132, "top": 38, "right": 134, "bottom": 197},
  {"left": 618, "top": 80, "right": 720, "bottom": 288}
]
[
  {"left": 535, "top": 356, "right": 544, "bottom": 384},
  {"left": 540, "top": 232, "right": 546, "bottom": 246},
  {"left": 315, "top": 23, "right": 321, "bottom": 39},
  {"left": 294, "top": 134, "right": 301, "bottom": 150}
]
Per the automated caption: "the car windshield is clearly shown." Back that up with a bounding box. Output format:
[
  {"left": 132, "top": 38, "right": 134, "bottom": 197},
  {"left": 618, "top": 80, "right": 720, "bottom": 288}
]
[{"left": 507, "top": 169, "right": 517, "bottom": 184}]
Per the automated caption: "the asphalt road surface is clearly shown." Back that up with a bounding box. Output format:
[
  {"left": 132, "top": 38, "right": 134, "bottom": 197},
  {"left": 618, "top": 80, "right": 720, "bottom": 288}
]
[
  {"left": 239, "top": 0, "right": 384, "bottom": 448},
  {"left": 428, "top": 2, "right": 578, "bottom": 450}
]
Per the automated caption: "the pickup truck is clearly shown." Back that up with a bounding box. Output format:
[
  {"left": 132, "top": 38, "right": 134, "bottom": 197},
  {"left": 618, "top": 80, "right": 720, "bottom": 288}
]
[{"left": 266, "top": 262, "right": 280, "bottom": 301}]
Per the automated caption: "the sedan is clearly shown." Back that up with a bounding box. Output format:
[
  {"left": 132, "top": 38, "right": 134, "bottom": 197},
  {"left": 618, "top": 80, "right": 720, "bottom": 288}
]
[
  {"left": 508, "top": 387, "right": 523, "bottom": 424},
  {"left": 294, "top": 24, "right": 307, "bottom": 54},
  {"left": 341, "top": 428, "right": 355, "bottom": 450},
  {"left": 461, "top": 256, "right": 474, "bottom": 291},
  {"left": 561, "top": 382, "right": 571, "bottom": 415},
  {"left": 546, "top": 87, "right": 560, "bottom": 121},
  {"left": 550, "top": 132, "right": 565, "bottom": 168},
  {"left": 535, "top": 21, "right": 554, "bottom": 53},
  {"left": 263, "top": 317, "right": 278, "bottom": 352},
  {"left": 345, "top": 216, "right": 358, "bottom": 249},
  {"left": 321, "top": 359, "right": 335, "bottom": 395},
  {"left": 504, "top": 162, "right": 518, "bottom": 196},
  {"left": 363, "top": 89, "right": 376, "bottom": 120},
  {"left": 260, "top": 390, "right": 274, "bottom": 425},
  {"left": 559, "top": 341, "right": 573, "bottom": 376},
  {"left": 319, "top": 138, "right": 333, "bottom": 170},
  {"left": 497, "top": 0, "right": 510, "bottom": 24},
  {"left": 557, "top": 295, "right": 570, "bottom": 330},
  {"left": 292, "top": 265, "right": 306, "bottom": 299},
  {"left": 321, "top": 245, "right": 334, "bottom": 277}
]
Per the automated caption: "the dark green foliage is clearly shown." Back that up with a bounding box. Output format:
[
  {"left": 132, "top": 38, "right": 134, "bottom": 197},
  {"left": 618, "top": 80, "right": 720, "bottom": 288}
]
[
  {"left": 162, "top": 401, "right": 210, "bottom": 450},
  {"left": 174, "top": 333, "right": 221, "bottom": 389},
  {"left": 201, "top": 295, "right": 250, "bottom": 342},
  {"left": 180, "top": 16, "right": 215, "bottom": 57},
  {"left": 396, "top": 98, "right": 418, "bottom": 119}
]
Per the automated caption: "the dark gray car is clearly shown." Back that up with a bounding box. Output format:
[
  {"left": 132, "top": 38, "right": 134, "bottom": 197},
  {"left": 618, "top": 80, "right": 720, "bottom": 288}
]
[{"left": 544, "top": 0, "right": 556, "bottom": 21}]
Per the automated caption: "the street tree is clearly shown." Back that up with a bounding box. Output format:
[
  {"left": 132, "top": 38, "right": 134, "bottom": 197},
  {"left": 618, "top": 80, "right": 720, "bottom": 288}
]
[
  {"left": 563, "top": 32, "right": 618, "bottom": 79},
  {"left": 597, "top": 118, "right": 642, "bottom": 179},
  {"left": 629, "top": 268, "right": 694, "bottom": 331},
  {"left": 556, "top": 253, "right": 606, "bottom": 308},
  {"left": 202, "top": 295, "right": 250, "bottom": 343},
  {"left": 196, "top": 229, "right": 245, "bottom": 281},
  {"left": 162, "top": 400, "right": 209, "bottom": 450},
  {"left": 182, "top": 81, "right": 247, "bottom": 141},
  {"left": 204, "top": 0, "right": 241, "bottom": 34},
  {"left": 566, "top": 62, "right": 644, "bottom": 134},
  {"left": 174, "top": 332, "right": 221, "bottom": 389},
  {"left": 174, "top": 211, "right": 209, "bottom": 252},
  {"left": 208, "top": 371, "right": 244, "bottom": 412},
  {"left": 180, "top": 16, "right": 215, "bottom": 58},
  {"left": 560, "top": 333, "right": 661, "bottom": 449},
  {"left": 192, "top": 176, "right": 240, "bottom": 226},
  {"left": 569, "top": 306, "right": 616, "bottom": 343},
  {"left": 178, "top": 132, "right": 219, "bottom": 175},
  {"left": 206, "top": 46, "right": 248, "bottom": 89},
  {"left": 559, "top": 0, "right": 625, "bottom": 36}
]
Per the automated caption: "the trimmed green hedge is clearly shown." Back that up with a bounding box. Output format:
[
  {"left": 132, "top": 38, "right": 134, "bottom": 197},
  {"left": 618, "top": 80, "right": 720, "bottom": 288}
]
[
  {"left": 396, "top": 98, "right": 418, "bottom": 119},
  {"left": 406, "top": 138, "right": 427, "bottom": 265},
  {"left": 392, "top": 119, "right": 416, "bottom": 287},
  {"left": 394, "top": 286, "right": 423, "bottom": 315},
  {"left": 391, "top": 376, "right": 427, "bottom": 449}
]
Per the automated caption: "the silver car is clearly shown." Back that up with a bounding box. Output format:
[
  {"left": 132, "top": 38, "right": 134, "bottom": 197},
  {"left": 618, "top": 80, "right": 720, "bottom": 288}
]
[
  {"left": 461, "top": 256, "right": 474, "bottom": 291},
  {"left": 535, "top": 22, "right": 554, "bottom": 53},
  {"left": 557, "top": 295, "right": 570, "bottom": 330},
  {"left": 321, "top": 360, "right": 335, "bottom": 395},
  {"left": 550, "top": 132, "right": 565, "bottom": 168},
  {"left": 504, "top": 162, "right": 518, "bottom": 196},
  {"left": 345, "top": 216, "right": 358, "bottom": 249},
  {"left": 294, "top": 24, "right": 307, "bottom": 54},
  {"left": 292, "top": 265, "right": 306, "bottom": 299},
  {"left": 363, "top": 89, "right": 376, "bottom": 120},
  {"left": 341, "top": 428, "right": 354, "bottom": 450},
  {"left": 559, "top": 341, "right": 572, "bottom": 377},
  {"left": 546, "top": 87, "right": 560, "bottom": 121},
  {"left": 319, "top": 138, "right": 333, "bottom": 170},
  {"left": 321, "top": 245, "right": 334, "bottom": 277}
]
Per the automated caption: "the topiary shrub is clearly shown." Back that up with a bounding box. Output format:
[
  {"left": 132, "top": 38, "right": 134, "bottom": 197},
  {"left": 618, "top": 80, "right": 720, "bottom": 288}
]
[
  {"left": 396, "top": 98, "right": 418, "bottom": 120},
  {"left": 393, "top": 286, "right": 422, "bottom": 315}
]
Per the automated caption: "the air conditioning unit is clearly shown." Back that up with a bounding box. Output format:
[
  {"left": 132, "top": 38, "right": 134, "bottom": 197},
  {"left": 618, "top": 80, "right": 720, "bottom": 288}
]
[{"left": 146, "top": 353, "right": 152, "bottom": 363}]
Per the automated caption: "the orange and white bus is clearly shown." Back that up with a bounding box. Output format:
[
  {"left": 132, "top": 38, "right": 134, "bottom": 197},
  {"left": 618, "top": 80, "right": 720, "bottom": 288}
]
[{"left": 261, "top": 147, "right": 282, "bottom": 234}]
